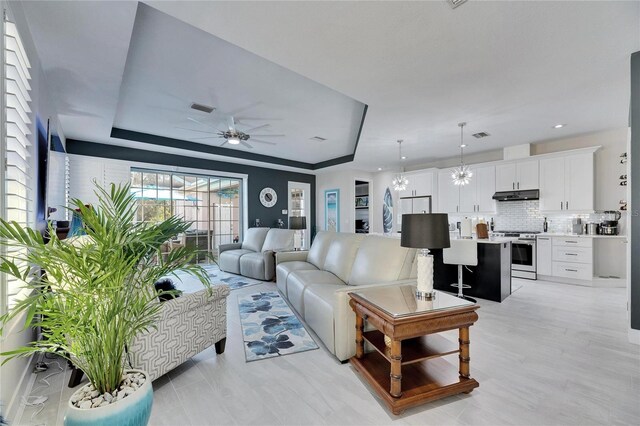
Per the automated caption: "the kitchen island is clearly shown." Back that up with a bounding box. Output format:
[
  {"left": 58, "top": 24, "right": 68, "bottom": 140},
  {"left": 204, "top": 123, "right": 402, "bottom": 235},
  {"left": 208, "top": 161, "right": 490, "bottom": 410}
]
[{"left": 431, "top": 238, "right": 512, "bottom": 302}]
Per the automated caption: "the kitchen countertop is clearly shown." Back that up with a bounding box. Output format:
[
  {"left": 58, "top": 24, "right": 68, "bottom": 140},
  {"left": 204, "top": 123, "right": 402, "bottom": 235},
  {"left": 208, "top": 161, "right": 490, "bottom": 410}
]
[
  {"left": 536, "top": 233, "right": 627, "bottom": 239},
  {"left": 450, "top": 236, "right": 518, "bottom": 244}
]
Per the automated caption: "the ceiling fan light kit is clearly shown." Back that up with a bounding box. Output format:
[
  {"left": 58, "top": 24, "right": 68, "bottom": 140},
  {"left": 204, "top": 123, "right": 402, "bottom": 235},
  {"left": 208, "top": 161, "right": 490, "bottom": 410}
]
[
  {"left": 392, "top": 139, "right": 409, "bottom": 192},
  {"left": 451, "top": 122, "right": 473, "bottom": 186}
]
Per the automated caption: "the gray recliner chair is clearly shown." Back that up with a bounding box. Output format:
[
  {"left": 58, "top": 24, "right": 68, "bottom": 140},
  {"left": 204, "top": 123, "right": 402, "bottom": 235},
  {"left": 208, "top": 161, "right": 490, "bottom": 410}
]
[{"left": 219, "top": 228, "right": 294, "bottom": 280}]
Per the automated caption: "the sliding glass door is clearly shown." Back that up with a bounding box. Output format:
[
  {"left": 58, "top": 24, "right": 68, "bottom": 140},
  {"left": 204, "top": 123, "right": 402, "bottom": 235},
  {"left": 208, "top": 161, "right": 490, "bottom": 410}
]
[{"left": 131, "top": 169, "right": 242, "bottom": 263}]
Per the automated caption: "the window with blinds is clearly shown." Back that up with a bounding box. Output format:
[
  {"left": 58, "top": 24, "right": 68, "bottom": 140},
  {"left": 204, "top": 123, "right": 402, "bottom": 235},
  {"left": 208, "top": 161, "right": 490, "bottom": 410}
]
[{"left": 2, "top": 18, "right": 33, "bottom": 312}]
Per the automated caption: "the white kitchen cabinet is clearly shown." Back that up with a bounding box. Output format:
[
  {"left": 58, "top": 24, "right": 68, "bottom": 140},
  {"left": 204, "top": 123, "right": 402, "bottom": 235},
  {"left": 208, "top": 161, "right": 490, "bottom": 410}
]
[
  {"left": 405, "top": 170, "right": 435, "bottom": 197},
  {"left": 495, "top": 160, "right": 538, "bottom": 191},
  {"left": 539, "top": 157, "right": 565, "bottom": 211},
  {"left": 475, "top": 165, "right": 496, "bottom": 213},
  {"left": 457, "top": 165, "right": 496, "bottom": 214},
  {"left": 539, "top": 153, "right": 594, "bottom": 212},
  {"left": 565, "top": 153, "right": 594, "bottom": 211},
  {"left": 495, "top": 163, "right": 516, "bottom": 192},
  {"left": 437, "top": 170, "right": 459, "bottom": 213},
  {"left": 438, "top": 166, "right": 495, "bottom": 214},
  {"left": 549, "top": 236, "right": 594, "bottom": 281},
  {"left": 536, "top": 236, "right": 552, "bottom": 276},
  {"left": 458, "top": 173, "right": 476, "bottom": 213}
]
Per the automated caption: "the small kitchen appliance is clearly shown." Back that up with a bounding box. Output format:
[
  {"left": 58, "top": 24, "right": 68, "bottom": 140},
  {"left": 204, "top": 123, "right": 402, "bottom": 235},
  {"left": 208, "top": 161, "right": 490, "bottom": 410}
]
[
  {"left": 572, "top": 218, "right": 583, "bottom": 235},
  {"left": 601, "top": 210, "right": 621, "bottom": 235}
]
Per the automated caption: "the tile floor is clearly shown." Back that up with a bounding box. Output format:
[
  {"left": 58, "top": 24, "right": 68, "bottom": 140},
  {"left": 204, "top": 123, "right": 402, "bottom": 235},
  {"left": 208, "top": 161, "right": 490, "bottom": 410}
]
[{"left": 14, "top": 278, "right": 640, "bottom": 425}]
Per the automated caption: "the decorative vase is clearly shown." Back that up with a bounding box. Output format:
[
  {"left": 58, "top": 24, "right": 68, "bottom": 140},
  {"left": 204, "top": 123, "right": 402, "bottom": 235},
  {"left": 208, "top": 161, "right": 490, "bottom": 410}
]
[{"left": 64, "top": 370, "right": 153, "bottom": 426}]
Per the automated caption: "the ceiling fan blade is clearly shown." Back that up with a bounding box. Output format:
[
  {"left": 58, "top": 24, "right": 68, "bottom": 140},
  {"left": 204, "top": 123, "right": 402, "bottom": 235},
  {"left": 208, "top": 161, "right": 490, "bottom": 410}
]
[
  {"left": 187, "top": 117, "right": 218, "bottom": 130},
  {"left": 174, "top": 126, "right": 216, "bottom": 134},
  {"left": 250, "top": 139, "right": 277, "bottom": 146},
  {"left": 235, "top": 117, "right": 283, "bottom": 121},
  {"left": 219, "top": 140, "right": 228, "bottom": 147},
  {"left": 240, "top": 140, "right": 254, "bottom": 149},
  {"left": 190, "top": 135, "right": 224, "bottom": 140},
  {"left": 250, "top": 134, "right": 285, "bottom": 137},
  {"left": 228, "top": 116, "right": 236, "bottom": 131},
  {"left": 244, "top": 123, "right": 270, "bottom": 133},
  {"left": 227, "top": 101, "right": 262, "bottom": 117}
]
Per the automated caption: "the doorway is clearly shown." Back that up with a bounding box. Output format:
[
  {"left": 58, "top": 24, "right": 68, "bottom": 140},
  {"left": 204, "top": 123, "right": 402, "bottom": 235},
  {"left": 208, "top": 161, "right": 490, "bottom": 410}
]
[
  {"left": 355, "top": 180, "right": 370, "bottom": 234},
  {"left": 288, "top": 181, "right": 311, "bottom": 249}
]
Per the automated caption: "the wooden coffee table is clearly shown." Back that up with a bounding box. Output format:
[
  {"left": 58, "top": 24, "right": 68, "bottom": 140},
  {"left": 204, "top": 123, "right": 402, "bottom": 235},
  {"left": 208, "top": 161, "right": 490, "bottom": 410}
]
[{"left": 349, "top": 285, "right": 480, "bottom": 415}]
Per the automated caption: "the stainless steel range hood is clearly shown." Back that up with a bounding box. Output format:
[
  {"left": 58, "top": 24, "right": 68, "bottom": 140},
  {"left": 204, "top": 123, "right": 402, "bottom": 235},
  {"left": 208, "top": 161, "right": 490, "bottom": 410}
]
[{"left": 492, "top": 189, "right": 539, "bottom": 202}]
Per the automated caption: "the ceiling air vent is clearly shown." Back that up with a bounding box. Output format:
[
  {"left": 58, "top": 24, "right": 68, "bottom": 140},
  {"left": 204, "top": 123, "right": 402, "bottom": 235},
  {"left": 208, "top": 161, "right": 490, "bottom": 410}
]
[
  {"left": 190, "top": 102, "right": 215, "bottom": 114},
  {"left": 310, "top": 136, "right": 327, "bottom": 142},
  {"left": 447, "top": 0, "right": 468, "bottom": 9},
  {"left": 472, "top": 132, "right": 491, "bottom": 139}
]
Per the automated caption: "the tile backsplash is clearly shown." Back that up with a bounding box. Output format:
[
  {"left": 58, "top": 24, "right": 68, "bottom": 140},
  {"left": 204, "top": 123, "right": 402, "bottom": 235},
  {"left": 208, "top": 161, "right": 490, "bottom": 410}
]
[{"left": 450, "top": 200, "right": 591, "bottom": 233}]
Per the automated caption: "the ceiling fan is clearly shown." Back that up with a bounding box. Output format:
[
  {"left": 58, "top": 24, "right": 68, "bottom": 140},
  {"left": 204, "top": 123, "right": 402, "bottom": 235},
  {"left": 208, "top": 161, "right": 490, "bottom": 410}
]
[{"left": 176, "top": 114, "right": 284, "bottom": 149}]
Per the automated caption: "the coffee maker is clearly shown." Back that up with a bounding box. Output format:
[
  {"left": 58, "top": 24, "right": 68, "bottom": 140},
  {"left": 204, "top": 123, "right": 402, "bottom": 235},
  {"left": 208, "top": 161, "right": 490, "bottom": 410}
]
[{"left": 601, "top": 210, "right": 621, "bottom": 235}]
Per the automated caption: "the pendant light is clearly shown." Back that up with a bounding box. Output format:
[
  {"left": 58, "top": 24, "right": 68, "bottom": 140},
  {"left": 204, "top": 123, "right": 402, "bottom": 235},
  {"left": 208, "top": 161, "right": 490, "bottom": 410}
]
[
  {"left": 392, "top": 139, "right": 408, "bottom": 191},
  {"left": 451, "top": 122, "right": 473, "bottom": 186}
]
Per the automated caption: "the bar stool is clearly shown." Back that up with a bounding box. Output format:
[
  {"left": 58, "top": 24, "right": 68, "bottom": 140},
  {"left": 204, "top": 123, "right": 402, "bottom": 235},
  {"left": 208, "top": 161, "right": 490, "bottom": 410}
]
[{"left": 443, "top": 240, "right": 477, "bottom": 303}]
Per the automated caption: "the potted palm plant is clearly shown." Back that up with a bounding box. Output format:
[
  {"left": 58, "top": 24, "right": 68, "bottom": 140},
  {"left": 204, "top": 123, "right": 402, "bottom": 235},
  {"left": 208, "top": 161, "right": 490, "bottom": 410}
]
[{"left": 0, "top": 183, "right": 210, "bottom": 426}]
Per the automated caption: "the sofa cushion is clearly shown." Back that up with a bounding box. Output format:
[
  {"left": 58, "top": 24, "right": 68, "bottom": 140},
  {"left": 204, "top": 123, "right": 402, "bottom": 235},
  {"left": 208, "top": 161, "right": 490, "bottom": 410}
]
[
  {"left": 218, "top": 249, "right": 253, "bottom": 274},
  {"left": 323, "top": 233, "right": 365, "bottom": 283},
  {"left": 276, "top": 261, "right": 318, "bottom": 296},
  {"left": 303, "top": 283, "right": 348, "bottom": 355},
  {"left": 348, "top": 235, "right": 416, "bottom": 285},
  {"left": 306, "top": 231, "right": 334, "bottom": 269},
  {"left": 286, "top": 270, "right": 344, "bottom": 317},
  {"left": 262, "top": 229, "right": 295, "bottom": 252},
  {"left": 239, "top": 252, "right": 270, "bottom": 280},
  {"left": 241, "top": 227, "right": 270, "bottom": 252}
]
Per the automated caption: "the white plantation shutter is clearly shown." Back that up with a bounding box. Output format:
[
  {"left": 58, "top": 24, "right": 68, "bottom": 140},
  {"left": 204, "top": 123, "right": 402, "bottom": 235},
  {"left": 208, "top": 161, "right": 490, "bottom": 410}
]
[{"left": 2, "top": 18, "right": 33, "bottom": 312}]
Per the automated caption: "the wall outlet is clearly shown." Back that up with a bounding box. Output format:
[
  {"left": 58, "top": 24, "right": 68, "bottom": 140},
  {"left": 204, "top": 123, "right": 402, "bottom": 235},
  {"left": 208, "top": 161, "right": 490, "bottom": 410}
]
[{"left": 282, "top": 209, "right": 288, "bottom": 215}]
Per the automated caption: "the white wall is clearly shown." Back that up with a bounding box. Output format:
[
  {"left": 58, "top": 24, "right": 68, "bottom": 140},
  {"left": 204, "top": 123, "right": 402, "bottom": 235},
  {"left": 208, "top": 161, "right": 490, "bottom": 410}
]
[
  {"left": 315, "top": 168, "right": 374, "bottom": 233},
  {"left": 0, "top": 1, "right": 63, "bottom": 420}
]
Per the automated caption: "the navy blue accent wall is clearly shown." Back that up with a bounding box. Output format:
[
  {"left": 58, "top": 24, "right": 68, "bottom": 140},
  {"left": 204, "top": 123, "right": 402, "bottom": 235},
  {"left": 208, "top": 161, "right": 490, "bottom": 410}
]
[
  {"left": 66, "top": 140, "right": 316, "bottom": 231},
  {"left": 631, "top": 51, "right": 639, "bottom": 331}
]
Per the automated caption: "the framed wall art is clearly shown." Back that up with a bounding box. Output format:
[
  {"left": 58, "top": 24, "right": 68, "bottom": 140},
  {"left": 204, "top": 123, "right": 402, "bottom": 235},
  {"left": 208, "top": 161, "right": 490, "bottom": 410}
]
[{"left": 324, "top": 189, "right": 340, "bottom": 232}]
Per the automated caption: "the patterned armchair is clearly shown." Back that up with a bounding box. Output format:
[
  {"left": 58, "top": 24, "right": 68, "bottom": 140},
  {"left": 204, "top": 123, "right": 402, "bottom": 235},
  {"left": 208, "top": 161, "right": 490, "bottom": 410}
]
[
  {"left": 127, "top": 284, "right": 230, "bottom": 381},
  {"left": 68, "top": 284, "right": 230, "bottom": 386}
]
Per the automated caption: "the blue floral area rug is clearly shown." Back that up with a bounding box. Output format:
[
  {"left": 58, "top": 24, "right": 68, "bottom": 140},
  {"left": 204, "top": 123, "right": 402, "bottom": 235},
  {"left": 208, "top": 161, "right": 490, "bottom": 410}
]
[
  {"left": 172, "top": 263, "right": 263, "bottom": 293},
  {"left": 238, "top": 292, "right": 319, "bottom": 362}
]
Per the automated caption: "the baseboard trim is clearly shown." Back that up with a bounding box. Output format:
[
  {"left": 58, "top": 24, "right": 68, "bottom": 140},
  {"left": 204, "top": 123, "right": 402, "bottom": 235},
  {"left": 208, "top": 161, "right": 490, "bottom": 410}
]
[
  {"left": 629, "top": 328, "right": 640, "bottom": 345},
  {"left": 5, "top": 352, "right": 35, "bottom": 423}
]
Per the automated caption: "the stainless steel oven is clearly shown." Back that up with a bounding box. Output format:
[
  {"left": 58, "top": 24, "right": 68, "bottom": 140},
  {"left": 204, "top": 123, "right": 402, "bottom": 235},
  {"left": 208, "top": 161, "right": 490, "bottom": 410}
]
[{"left": 512, "top": 238, "right": 536, "bottom": 280}]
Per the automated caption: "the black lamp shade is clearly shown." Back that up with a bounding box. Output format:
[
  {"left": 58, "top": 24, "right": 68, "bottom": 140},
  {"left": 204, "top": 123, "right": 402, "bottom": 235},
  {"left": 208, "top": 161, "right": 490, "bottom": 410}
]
[
  {"left": 400, "top": 213, "right": 450, "bottom": 249},
  {"left": 289, "top": 216, "right": 307, "bottom": 230}
]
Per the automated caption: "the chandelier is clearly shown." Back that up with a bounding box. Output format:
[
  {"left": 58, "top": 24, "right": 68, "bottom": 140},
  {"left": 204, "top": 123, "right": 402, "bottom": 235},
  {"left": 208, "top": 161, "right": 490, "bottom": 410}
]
[
  {"left": 392, "top": 139, "right": 408, "bottom": 191},
  {"left": 451, "top": 122, "right": 473, "bottom": 186}
]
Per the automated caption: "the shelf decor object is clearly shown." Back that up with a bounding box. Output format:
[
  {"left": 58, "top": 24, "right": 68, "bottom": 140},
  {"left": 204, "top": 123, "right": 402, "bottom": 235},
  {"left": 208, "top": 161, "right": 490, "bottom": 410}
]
[
  {"left": 401, "top": 213, "right": 451, "bottom": 299},
  {"left": 451, "top": 122, "right": 473, "bottom": 186},
  {"left": 392, "top": 140, "right": 409, "bottom": 191},
  {"left": 289, "top": 216, "right": 307, "bottom": 250}
]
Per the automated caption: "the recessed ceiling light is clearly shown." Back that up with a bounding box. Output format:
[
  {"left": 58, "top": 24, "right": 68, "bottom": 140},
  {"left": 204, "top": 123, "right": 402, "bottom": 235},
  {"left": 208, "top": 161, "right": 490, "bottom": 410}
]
[
  {"left": 401, "top": 156, "right": 407, "bottom": 160},
  {"left": 377, "top": 167, "right": 382, "bottom": 171},
  {"left": 460, "top": 144, "right": 467, "bottom": 148},
  {"left": 553, "top": 124, "right": 566, "bottom": 129}
]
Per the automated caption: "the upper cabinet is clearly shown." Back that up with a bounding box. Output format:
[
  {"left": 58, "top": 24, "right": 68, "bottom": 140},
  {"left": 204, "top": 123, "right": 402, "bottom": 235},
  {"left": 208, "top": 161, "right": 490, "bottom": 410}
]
[
  {"left": 437, "top": 170, "right": 460, "bottom": 214},
  {"left": 539, "top": 152, "right": 594, "bottom": 212},
  {"left": 495, "top": 159, "right": 539, "bottom": 191},
  {"left": 404, "top": 170, "right": 435, "bottom": 197},
  {"left": 437, "top": 166, "right": 496, "bottom": 214}
]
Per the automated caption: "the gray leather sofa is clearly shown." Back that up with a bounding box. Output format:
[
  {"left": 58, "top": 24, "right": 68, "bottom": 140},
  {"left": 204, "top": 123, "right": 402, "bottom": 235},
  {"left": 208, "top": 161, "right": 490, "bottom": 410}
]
[
  {"left": 219, "top": 227, "right": 294, "bottom": 281},
  {"left": 276, "top": 231, "right": 417, "bottom": 361}
]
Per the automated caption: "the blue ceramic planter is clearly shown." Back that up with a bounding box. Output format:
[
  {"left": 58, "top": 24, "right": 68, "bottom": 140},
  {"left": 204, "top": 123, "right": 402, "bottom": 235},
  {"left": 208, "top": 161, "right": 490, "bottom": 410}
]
[{"left": 64, "top": 370, "right": 153, "bottom": 426}]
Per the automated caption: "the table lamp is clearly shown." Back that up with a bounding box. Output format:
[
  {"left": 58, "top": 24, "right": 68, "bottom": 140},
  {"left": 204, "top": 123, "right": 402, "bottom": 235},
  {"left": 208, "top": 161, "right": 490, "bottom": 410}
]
[
  {"left": 401, "top": 213, "right": 451, "bottom": 300},
  {"left": 289, "top": 216, "right": 307, "bottom": 250}
]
